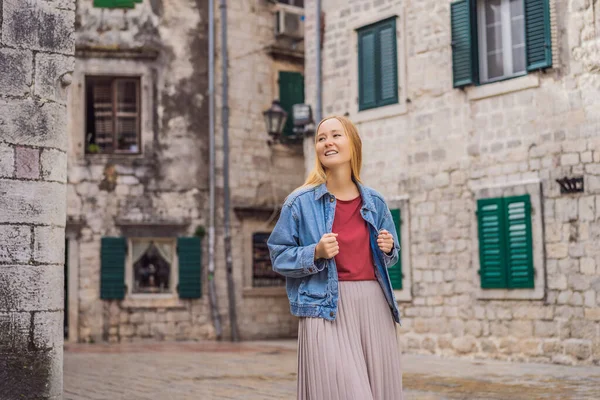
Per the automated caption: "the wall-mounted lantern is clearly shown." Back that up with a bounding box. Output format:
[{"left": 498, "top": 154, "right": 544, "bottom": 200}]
[{"left": 263, "top": 100, "right": 288, "bottom": 145}]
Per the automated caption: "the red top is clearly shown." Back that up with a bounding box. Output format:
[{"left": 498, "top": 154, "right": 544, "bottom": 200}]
[{"left": 332, "top": 196, "right": 376, "bottom": 281}]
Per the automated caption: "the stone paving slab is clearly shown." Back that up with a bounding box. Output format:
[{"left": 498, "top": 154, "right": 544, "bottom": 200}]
[{"left": 64, "top": 340, "right": 600, "bottom": 400}]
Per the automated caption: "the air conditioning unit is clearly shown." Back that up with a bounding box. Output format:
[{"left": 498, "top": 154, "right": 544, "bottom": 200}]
[{"left": 275, "top": 8, "right": 304, "bottom": 39}]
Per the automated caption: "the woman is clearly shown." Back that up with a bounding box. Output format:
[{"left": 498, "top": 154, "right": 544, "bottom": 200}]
[{"left": 267, "top": 116, "right": 403, "bottom": 399}]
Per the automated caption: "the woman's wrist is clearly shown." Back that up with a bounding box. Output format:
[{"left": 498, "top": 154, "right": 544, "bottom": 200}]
[{"left": 314, "top": 243, "right": 321, "bottom": 260}]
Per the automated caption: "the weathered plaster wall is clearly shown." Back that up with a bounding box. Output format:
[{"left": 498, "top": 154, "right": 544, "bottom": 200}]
[
  {"left": 69, "top": 0, "right": 213, "bottom": 342},
  {"left": 0, "top": 0, "right": 76, "bottom": 397},
  {"left": 304, "top": 0, "right": 600, "bottom": 365}
]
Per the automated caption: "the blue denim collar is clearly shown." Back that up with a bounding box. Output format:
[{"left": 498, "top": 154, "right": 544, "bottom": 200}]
[{"left": 313, "top": 182, "right": 376, "bottom": 212}]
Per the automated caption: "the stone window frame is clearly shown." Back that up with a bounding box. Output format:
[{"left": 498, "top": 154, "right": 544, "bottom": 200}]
[
  {"left": 465, "top": 73, "right": 540, "bottom": 101},
  {"left": 236, "top": 208, "right": 287, "bottom": 298},
  {"left": 70, "top": 57, "right": 155, "bottom": 162},
  {"left": 250, "top": 231, "right": 287, "bottom": 289},
  {"left": 84, "top": 76, "right": 142, "bottom": 155},
  {"left": 122, "top": 237, "right": 184, "bottom": 308},
  {"left": 471, "top": 179, "right": 546, "bottom": 300},
  {"left": 388, "top": 196, "right": 413, "bottom": 303},
  {"left": 348, "top": 10, "right": 408, "bottom": 123}
]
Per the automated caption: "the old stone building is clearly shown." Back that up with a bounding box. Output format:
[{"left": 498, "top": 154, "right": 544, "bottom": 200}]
[
  {"left": 302, "top": 0, "right": 600, "bottom": 365},
  {"left": 65, "top": 0, "right": 305, "bottom": 343}
]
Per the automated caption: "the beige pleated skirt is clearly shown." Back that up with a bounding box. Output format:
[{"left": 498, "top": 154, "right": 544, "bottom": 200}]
[{"left": 297, "top": 280, "right": 403, "bottom": 400}]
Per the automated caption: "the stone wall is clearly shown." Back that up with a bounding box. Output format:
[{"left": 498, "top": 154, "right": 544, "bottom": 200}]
[
  {"left": 68, "top": 0, "right": 304, "bottom": 342},
  {"left": 304, "top": 0, "right": 600, "bottom": 365},
  {"left": 0, "top": 0, "right": 76, "bottom": 397}
]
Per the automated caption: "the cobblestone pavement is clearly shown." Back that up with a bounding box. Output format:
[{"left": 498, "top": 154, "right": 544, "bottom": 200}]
[{"left": 64, "top": 340, "right": 600, "bottom": 400}]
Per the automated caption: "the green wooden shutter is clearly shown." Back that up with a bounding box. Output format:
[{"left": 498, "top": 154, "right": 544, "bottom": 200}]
[
  {"left": 177, "top": 237, "right": 202, "bottom": 299},
  {"left": 504, "top": 195, "right": 534, "bottom": 288},
  {"left": 377, "top": 19, "right": 398, "bottom": 107},
  {"left": 278, "top": 71, "right": 305, "bottom": 138},
  {"left": 451, "top": 0, "right": 476, "bottom": 88},
  {"left": 477, "top": 196, "right": 535, "bottom": 290},
  {"left": 100, "top": 237, "right": 127, "bottom": 300},
  {"left": 94, "top": 0, "right": 136, "bottom": 8},
  {"left": 115, "top": 0, "right": 135, "bottom": 8},
  {"left": 94, "top": 0, "right": 115, "bottom": 7},
  {"left": 477, "top": 198, "right": 507, "bottom": 289},
  {"left": 358, "top": 27, "right": 377, "bottom": 110},
  {"left": 358, "top": 18, "right": 398, "bottom": 111},
  {"left": 525, "top": 0, "right": 552, "bottom": 70},
  {"left": 388, "top": 208, "right": 403, "bottom": 290}
]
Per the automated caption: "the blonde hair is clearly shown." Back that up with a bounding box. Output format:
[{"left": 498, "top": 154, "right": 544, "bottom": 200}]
[{"left": 300, "top": 115, "right": 363, "bottom": 189}]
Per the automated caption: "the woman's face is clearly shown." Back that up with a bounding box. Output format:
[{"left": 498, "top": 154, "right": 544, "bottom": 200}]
[{"left": 316, "top": 118, "right": 352, "bottom": 170}]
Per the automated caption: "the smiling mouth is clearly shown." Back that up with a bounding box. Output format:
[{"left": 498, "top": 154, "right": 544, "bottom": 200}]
[{"left": 324, "top": 151, "right": 338, "bottom": 156}]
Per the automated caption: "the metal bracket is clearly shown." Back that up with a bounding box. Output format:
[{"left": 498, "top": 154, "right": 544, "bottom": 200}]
[{"left": 556, "top": 177, "right": 584, "bottom": 194}]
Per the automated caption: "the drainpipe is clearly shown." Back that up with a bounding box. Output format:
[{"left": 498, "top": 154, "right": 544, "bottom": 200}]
[
  {"left": 208, "top": 0, "right": 223, "bottom": 340},
  {"left": 220, "top": 0, "right": 240, "bottom": 342},
  {"left": 315, "top": 0, "right": 322, "bottom": 122}
]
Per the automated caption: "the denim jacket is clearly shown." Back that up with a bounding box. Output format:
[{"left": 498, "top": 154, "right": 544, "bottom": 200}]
[{"left": 267, "top": 182, "right": 401, "bottom": 324}]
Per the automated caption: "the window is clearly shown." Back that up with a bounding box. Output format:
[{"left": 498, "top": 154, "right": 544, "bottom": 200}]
[
  {"left": 451, "top": 0, "right": 552, "bottom": 87},
  {"left": 85, "top": 76, "right": 141, "bottom": 155},
  {"left": 357, "top": 17, "right": 398, "bottom": 111},
  {"left": 278, "top": 0, "right": 304, "bottom": 7},
  {"left": 93, "top": 0, "right": 142, "bottom": 8},
  {"left": 252, "top": 232, "right": 285, "bottom": 287},
  {"left": 477, "top": 0, "right": 526, "bottom": 83},
  {"left": 278, "top": 71, "right": 305, "bottom": 139},
  {"left": 477, "top": 195, "right": 534, "bottom": 289},
  {"left": 131, "top": 239, "right": 175, "bottom": 294},
  {"left": 100, "top": 236, "right": 202, "bottom": 300}
]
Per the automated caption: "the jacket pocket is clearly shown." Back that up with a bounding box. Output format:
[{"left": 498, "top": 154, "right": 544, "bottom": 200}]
[{"left": 298, "top": 280, "right": 327, "bottom": 299}]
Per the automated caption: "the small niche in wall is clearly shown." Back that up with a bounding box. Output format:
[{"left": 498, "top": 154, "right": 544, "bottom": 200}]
[{"left": 132, "top": 239, "right": 175, "bottom": 294}]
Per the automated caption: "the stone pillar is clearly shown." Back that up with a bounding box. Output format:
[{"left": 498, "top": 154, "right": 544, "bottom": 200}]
[{"left": 0, "top": 1, "right": 75, "bottom": 398}]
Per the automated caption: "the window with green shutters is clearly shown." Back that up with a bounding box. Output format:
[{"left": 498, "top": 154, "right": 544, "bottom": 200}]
[
  {"left": 278, "top": 71, "right": 305, "bottom": 139},
  {"left": 357, "top": 17, "right": 398, "bottom": 111},
  {"left": 477, "top": 195, "right": 534, "bottom": 289},
  {"left": 451, "top": 0, "right": 552, "bottom": 87},
  {"left": 100, "top": 236, "right": 202, "bottom": 300},
  {"left": 93, "top": 0, "right": 143, "bottom": 9},
  {"left": 388, "top": 208, "right": 403, "bottom": 290}
]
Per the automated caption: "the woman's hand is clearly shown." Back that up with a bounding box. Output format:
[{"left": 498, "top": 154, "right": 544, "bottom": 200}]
[
  {"left": 377, "top": 229, "right": 394, "bottom": 254},
  {"left": 314, "top": 233, "right": 339, "bottom": 260}
]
